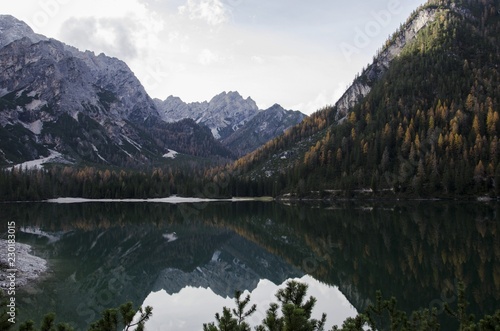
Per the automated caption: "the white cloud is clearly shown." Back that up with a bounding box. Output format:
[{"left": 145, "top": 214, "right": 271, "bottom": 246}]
[
  {"left": 168, "top": 31, "right": 181, "bottom": 42},
  {"left": 178, "top": 0, "right": 228, "bottom": 26},
  {"left": 60, "top": 17, "right": 140, "bottom": 60},
  {"left": 198, "top": 49, "right": 220, "bottom": 65},
  {"left": 292, "top": 83, "right": 348, "bottom": 115},
  {"left": 251, "top": 55, "right": 265, "bottom": 64}
]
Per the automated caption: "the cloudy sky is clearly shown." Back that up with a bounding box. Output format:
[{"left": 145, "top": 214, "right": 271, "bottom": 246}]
[{"left": 3, "top": 0, "right": 424, "bottom": 114}]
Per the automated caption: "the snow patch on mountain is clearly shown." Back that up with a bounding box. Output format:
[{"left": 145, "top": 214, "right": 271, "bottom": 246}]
[
  {"left": 25, "top": 99, "right": 47, "bottom": 111},
  {"left": 163, "top": 149, "right": 178, "bottom": 159},
  {"left": 8, "top": 150, "right": 72, "bottom": 170},
  {"left": 19, "top": 226, "right": 69, "bottom": 244},
  {"left": 121, "top": 134, "right": 143, "bottom": 151},
  {"left": 21, "top": 119, "right": 43, "bottom": 135}
]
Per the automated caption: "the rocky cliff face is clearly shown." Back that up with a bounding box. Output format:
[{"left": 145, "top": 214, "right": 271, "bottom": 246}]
[
  {"left": 222, "top": 104, "right": 306, "bottom": 157},
  {"left": 334, "top": 7, "right": 439, "bottom": 121},
  {"left": 0, "top": 15, "right": 231, "bottom": 166},
  {"left": 155, "top": 95, "right": 208, "bottom": 124}
]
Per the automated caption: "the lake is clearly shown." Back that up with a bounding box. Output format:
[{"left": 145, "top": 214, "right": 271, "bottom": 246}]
[{"left": 1, "top": 200, "right": 499, "bottom": 330}]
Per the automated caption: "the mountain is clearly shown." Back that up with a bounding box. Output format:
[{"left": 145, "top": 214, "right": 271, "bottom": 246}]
[
  {"left": 221, "top": 104, "right": 306, "bottom": 157},
  {"left": 155, "top": 92, "right": 306, "bottom": 155},
  {"left": 333, "top": 5, "right": 440, "bottom": 122},
  {"left": 0, "top": 15, "right": 232, "bottom": 167},
  {"left": 215, "top": 0, "right": 500, "bottom": 198}
]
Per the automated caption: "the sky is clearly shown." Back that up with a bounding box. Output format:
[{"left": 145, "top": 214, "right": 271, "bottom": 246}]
[{"left": 2, "top": 0, "right": 425, "bottom": 115}]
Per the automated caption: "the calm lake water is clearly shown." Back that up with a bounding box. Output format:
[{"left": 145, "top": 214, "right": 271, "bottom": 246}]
[{"left": 1, "top": 200, "right": 499, "bottom": 330}]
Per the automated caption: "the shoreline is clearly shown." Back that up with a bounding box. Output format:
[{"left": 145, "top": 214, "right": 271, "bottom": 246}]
[
  {"left": 0, "top": 194, "right": 498, "bottom": 204},
  {"left": 43, "top": 196, "right": 274, "bottom": 204},
  {"left": 0, "top": 239, "right": 48, "bottom": 291}
]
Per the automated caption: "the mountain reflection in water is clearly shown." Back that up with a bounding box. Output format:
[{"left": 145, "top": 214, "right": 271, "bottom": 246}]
[
  {"left": 1, "top": 200, "right": 497, "bottom": 330},
  {"left": 142, "top": 275, "right": 356, "bottom": 330}
]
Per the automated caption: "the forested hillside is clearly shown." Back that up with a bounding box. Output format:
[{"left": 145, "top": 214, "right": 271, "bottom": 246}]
[{"left": 210, "top": 0, "right": 500, "bottom": 198}]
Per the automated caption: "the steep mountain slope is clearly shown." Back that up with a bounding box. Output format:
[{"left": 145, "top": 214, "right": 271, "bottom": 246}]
[
  {"left": 0, "top": 15, "right": 232, "bottom": 167},
  {"left": 221, "top": 104, "right": 306, "bottom": 157},
  {"left": 0, "top": 15, "right": 46, "bottom": 47},
  {"left": 155, "top": 92, "right": 306, "bottom": 155},
  {"left": 216, "top": 0, "right": 500, "bottom": 198},
  {"left": 333, "top": 5, "right": 440, "bottom": 122}
]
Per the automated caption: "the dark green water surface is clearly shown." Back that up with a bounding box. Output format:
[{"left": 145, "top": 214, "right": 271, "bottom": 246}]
[{"left": 1, "top": 200, "right": 498, "bottom": 330}]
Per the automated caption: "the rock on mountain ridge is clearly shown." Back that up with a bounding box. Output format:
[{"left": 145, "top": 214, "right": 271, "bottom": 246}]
[
  {"left": 0, "top": 15, "right": 47, "bottom": 48},
  {"left": 334, "top": 6, "right": 439, "bottom": 121},
  {"left": 334, "top": 1, "right": 481, "bottom": 123},
  {"left": 156, "top": 95, "right": 206, "bottom": 123},
  {"left": 155, "top": 92, "right": 306, "bottom": 155},
  {"left": 156, "top": 91, "right": 260, "bottom": 140},
  {"left": 222, "top": 104, "right": 306, "bottom": 157}
]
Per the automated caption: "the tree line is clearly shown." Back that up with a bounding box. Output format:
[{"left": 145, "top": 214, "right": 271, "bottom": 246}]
[{"left": 0, "top": 166, "right": 205, "bottom": 201}]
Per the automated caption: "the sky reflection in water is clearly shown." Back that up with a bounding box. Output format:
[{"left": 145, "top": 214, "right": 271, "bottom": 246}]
[{"left": 141, "top": 275, "right": 357, "bottom": 330}]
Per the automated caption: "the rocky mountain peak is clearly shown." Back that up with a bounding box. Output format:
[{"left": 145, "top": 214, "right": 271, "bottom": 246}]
[
  {"left": 0, "top": 15, "right": 47, "bottom": 49},
  {"left": 155, "top": 92, "right": 305, "bottom": 155},
  {"left": 207, "top": 91, "right": 258, "bottom": 111},
  {"left": 0, "top": 15, "right": 303, "bottom": 164},
  {"left": 267, "top": 103, "right": 286, "bottom": 113},
  {"left": 156, "top": 91, "right": 260, "bottom": 140}
]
